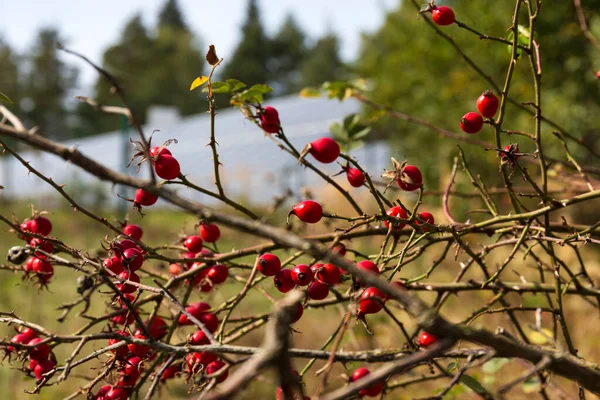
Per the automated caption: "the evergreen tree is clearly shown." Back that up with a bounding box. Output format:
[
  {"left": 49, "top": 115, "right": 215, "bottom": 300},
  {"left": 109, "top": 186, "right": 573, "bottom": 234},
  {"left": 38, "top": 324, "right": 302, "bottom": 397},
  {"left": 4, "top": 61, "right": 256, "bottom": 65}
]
[
  {"left": 269, "top": 15, "right": 307, "bottom": 94},
  {"left": 158, "top": 0, "right": 188, "bottom": 32},
  {"left": 300, "top": 34, "right": 345, "bottom": 88},
  {"left": 221, "top": 0, "right": 270, "bottom": 86},
  {"left": 22, "top": 28, "right": 78, "bottom": 140},
  {"left": 0, "top": 39, "right": 21, "bottom": 108}
]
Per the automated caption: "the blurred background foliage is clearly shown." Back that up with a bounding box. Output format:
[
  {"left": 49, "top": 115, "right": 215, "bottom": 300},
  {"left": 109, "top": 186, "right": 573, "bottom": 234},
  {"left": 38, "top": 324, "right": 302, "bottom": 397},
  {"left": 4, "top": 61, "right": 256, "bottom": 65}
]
[{"left": 1, "top": 0, "right": 599, "bottom": 189}]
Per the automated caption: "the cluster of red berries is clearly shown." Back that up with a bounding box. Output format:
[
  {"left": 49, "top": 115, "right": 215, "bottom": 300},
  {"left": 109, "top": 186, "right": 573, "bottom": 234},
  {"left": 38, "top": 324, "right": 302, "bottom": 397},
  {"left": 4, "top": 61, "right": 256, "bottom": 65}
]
[
  {"left": 150, "top": 146, "right": 181, "bottom": 181},
  {"left": 7, "top": 328, "right": 56, "bottom": 381},
  {"left": 460, "top": 90, "right": 499, "bottom": 134},
  {"left": 19, "top": 215, "right": 55, "bottom": 285},
  {"left": 103, "top": 236, "right": 146, "bottom": 294},
  {"left": 168, "top": 223, "right": 229, "bottom": 292},
  {"left": 385, "top": 206, "right": 435, "bottom": 231}
]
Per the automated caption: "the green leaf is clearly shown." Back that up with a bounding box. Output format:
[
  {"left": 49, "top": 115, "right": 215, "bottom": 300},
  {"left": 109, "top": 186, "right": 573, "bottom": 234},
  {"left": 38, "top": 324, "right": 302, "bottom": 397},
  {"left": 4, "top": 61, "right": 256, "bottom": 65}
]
[
  {"left": 210, "top": 81, "right": 232, "bottom": 93},
  {"left": 249, "top": 84, "right": 273, "bottom": 95},
  {"left": 322, "top": 81, "right": 353, "bottom": 101},
  {"left": 226, "top": 79, "right": 246, "bottom": 92},
  {"left": 299, "top": 87, "right": 321, "bottom": 98},
  {"left": 447, "top": 361, "right": 458, "bottom": 372},
  {"left": 482, "top": 358, "right": 510, "bottom": 374},
  {"left": 0, "top": 92, "right": 13, "bottom": 104},
  {"left": 350, "top": 127, "right": 372, "bottom": 141},
  {"left": 522, "top": 377, "right": 541, "bottom": 393},
  {"left": 459, "top": 375, "right": 488, "bottom": 395},
  {"left": 190, "top": 76, "right": 208, "bottom": 91}
]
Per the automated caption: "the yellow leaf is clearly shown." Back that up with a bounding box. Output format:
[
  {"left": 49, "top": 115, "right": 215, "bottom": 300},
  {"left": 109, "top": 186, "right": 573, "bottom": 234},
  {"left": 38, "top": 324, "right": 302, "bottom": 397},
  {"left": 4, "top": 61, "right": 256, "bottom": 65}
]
[
  {"left": 529, "top": 328, "right": 553, "bottom": 345},
  {"left": 299, "top": 87, "right": 321, "bottom": 98},
  {"left": 190, "top": 76, "right": 209, "bottom": 91}
]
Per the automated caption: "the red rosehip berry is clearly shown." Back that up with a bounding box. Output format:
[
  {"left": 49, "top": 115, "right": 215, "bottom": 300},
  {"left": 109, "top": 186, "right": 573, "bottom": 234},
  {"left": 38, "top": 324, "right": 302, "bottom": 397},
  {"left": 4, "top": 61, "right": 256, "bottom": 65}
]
[
  {"left": 257, "top": 253, "right": 281, "bottom": 276},
  {"left": 290, "top": 200, "right": 323, "bottom": 224},
  {"left": 186, "top": 352, "right": 218, "bottom": 373},
  {"left": 122, "top": 248, "right": 144, "bottom": 271},
  {"left": 189, "top": 330, "right": 210, "bottom": 345},
  {"left": 94, "top": 385, "right": 112, "bottom": 399},
  {"left": 291, "top": 264, "right": 314, "bottom": 286},
  {"left": 178, "top": 302, "right": 211, "bottom": 325},
  {"left": 596, "top": 70, "right": 600, "bottom": 79},
  {"left": 199, "top": 312, "right": 219, "bottom": 333},
  {"left": 168, "top": 263, "right": 184, "bottom": 276},
  {"left": 29, "top": 237, "right": 54, "bottom": 257},
  {"left": 150, "top": 146, "right": 171, "bottom": 158},
  {"left": 127, "top": 334, "right": 150, "bottom": 358},
  {"left": 356, "top": 260, "right": 380, "bottom": 285},
  {"left": 260, "top": 106, "right": 281, "bottom": 133},
  {"left": 141, "top": 316, "right": 168, "bottom": 340},
  {"left": 19, "top": 219, "right": 34, "bottom": 240},
  {"left": 27, "top": 337, "right": 50, "bottom": 361},
  {"left": 398, "top": 165, "right": 422, "bottom": 191},
  {"left": 104, "top": 256, "right": 124, "bottom": 275},
  {"left": 274, "top": 269, "right": 295, "bottom": 293},
  {"left": 153, "top": 154, "right": 181, "bottom": 180},
  {"left": 314, "top": 263, "right": 341, "bottom": 285},
  {"left": 416, "top": 212, "right": 435, "bottom": 231},
  {"left": 358, "top": 287, "right": 386, "bottom": 315},
  {"left": 206, "top": 264, "right": 228, "bottom": 284},
  {"left": 199, "top": 223, "right": 220, "bottom": 242},
  {"left": 108, "top": 331, "right": 130, "bottom": 358},
  {"left": 385, "top": 206, "right": 408, "bottom": 230},
  {"left": 8, "top": 332, "right": 32, "bottom": 353},
  {"left": 114, "top": 239, "right": 138, "bottom": 253},
  {"left": 30, "top": 216, "right": 52, "bottom": 236},
  {"left": 307, "top": 280, "right": 329, "bottom": 300},
  {"left": 350, "top": 367, "right": 384, "bottom": 397},
  {"left": 431, "top": 5, "right": 455, "bottom": 26},
  {"left": 418, "top": 331, "right": 438, "bottom": 347},
  {"left": 32, "top": 258, "right": 54, "bottom": 284},
  {"left": 331, "top": 242, "right": 346, "bottom": 256},
  {"left": 346, "top": 167, "right": 366, "bottom": 187},
  {"left": 184, "top": 235, "right": 203, "bottom": 253},
  {"left": 116, "top": 271, "right": 140, "bottom": 294},
  {"left": 135, "top": 189, "right": 158, "bottom": 206},
  {"left": 291, "top": 302, "right": 304, "bottom": 324},
  {"left": 308, "top": 137, "right": 340, "bottom": 163},
  {"left": 105, "top": 386, "right": 130, "bottom": 400},
  {"left": 118, "top": 356, "right": 143, "bottom": 386},
  {"left": 476, "top": 90, "right": 499, "bottom": 118},
  {"left": 123, "top": 224, "right": 143, "bottom": 240},
  {"left": 205, "top": 360, "right": 229, "bottom": 383},
  {"left": 460, "top": 112, "right": 484, "bottom": 134},
  {"left": 161, "top": 363, "right": 181, "bottom": 380},
  {"left": 33, "top": 358, "right": 56, "bottom": 381}
]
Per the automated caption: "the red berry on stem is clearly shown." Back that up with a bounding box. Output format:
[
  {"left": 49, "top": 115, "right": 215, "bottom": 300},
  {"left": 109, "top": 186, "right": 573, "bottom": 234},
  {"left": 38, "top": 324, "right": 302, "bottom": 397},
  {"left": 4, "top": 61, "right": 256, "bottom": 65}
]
[
  {"left": 199, "top": 312, "right": 219, "bottom": 333},
  {"left": 105, "top": 386, "right": 130, "bottom": 400},
  {"left": 315, "top": 263, "right": 341, "bottom": 285},
  {"left": 350, "top": 367, "right": 384, "bottom": 397},
  {"left": 307, "top": 280, "right": 329, "bottom": 300},
  {"left": 27, "top": 337, "right": 50, "bottom": 361},
  {"left": 200, "top": 223, "right": 220, "bottom": 242},
  {"left": 150, "top": 146, "right": 171, "bottom": 158},
  {"left": 184, "top": 235, "right": 203, "bottom": 253},
  {"left": 476, "top": 90, "right": 499, "bottom": 118},
  {"left": 291, "top": 303, "right": 304, "bottom": 323},
  {"left": 206, "top": 264, "right": 228, "bottom": 284},
  {"left": 309, "top": 137, "right": 340, "bottom": 163},
  {"left": 460, "top": 112, "right": 484, "bottom": 134},
  {"left": 168, "top": 263, "right": 184, "bottom": 276},
  {"left": 189, "top": 330, "right": 210, "bottom": 345},
  {"left": 108, "top": 331, "right": 130, "bottom": 358},
  {"left": 431, "top": 5, "right": 455, "bottom": 26},
  {"left": 31, "top": 216, "right": 52, "bottom": 236},
  {"left": 33, "top": 359, "right": 56, "bottom": 381},
  {"left": 205, "top": 360, "right": 229, "bottom": 383},
  {"left": 331, "top": 243, "right": 346, "bottom": 256},
  {"left": 356, "top": 260, "right": 380, "bottom": 285},
  {"left": 418, "top": 331, "right": 438, "bottom": 347},
  {"left": 346, "top": 167, "right": 366, "bottom": 187},
  {"left": 416, "top": 212, "right": 435, "bottom": 231},
  {"left": 290, "top": 200, "right": 323, "bottom": 224},
  {"left": 358, "top": 287, "right": 386, "bottom": 315},
  {"left": 257, "top": 253, "right": 281, "bottom": 276},
  {"left": 142, "top": 316, "right": 168, "bottom": 340},
  {"left": 135, "top": 189, "right": 158, "bottom": 206},
  {"left": 291, "top": 264, "right": 313, "bottom": 286},
  {"left": 114, "top": 239, "right": 138, "bottom": 253},
  {"left": 161, "top": 363, "right": 181, "bottom": 380},
  {"left": 123, "top": 224, "right": 143, "bottom": 240},
  {"left": 127, "top": 334, "right": 150, "bottom": 357},
  {"left": 116, "top": 271, "right": 140, "bottom": 294},
  {"left": 274, "top": 269, "right": 295, "bottom": 293},
  {"left": 260, "top": 106, "right": 281, "bottom": 133},
  {"left": 32, "top": 258, "right": 54, "bottom": 284},
  {"left": 178, "top": 302, "right": 211, "bottom": 325},
  {"left": 122, "top": 248, "right": 144, "bottom": 271},
  {"left": 153, "top": 154, "right": 181, "bottom": 180},
  {"left": 398, "top": 165, "right": 422, "bottom": 191},
  {"left": 385, "top": 206, "right": 408, "bottom": 230}
]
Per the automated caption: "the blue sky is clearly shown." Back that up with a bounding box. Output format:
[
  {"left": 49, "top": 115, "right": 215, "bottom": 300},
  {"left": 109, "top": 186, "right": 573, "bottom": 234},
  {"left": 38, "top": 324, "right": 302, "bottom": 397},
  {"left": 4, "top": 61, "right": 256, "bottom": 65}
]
[{"left": 0, "top": 0, "right": 398, "bottom": 89}]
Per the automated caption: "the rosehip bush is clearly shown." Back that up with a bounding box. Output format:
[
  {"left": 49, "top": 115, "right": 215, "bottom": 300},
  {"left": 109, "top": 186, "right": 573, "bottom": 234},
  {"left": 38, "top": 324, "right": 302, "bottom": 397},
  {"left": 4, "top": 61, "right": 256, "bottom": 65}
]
[{"left": 1, "top": 3, "right": 600, "bottom": 399}]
